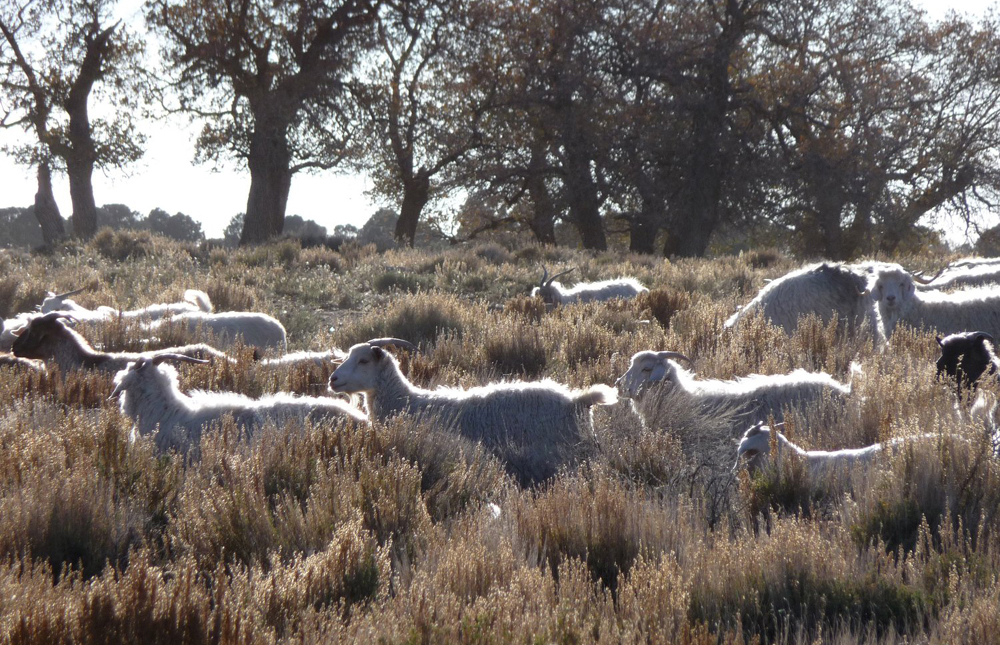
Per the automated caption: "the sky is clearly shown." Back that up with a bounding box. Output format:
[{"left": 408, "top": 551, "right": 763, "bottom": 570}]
[{"left": 0, "top": 0, "right": 995, "bottom": 241}]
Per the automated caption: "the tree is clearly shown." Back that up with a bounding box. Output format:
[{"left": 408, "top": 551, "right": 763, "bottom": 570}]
[
  {"left": 145, "top": 208, "right": 204, "bottom": 242},
  {"left": 96, "top": 203, "right": 141, "bottom": 229},
  {"left": 283, "top": 214, "right": 327, "bottom": 239},
  {"left": 0, "top": 206, "right": 47, "bottom": 247},
  {"left": 148, "top": 0, "right": 382, "bottom": 245},
  {"left": 757, "top": 0, "right": 1000, "bottom": 258},
  {"left": 0, "top": 0, "right": 148, "bottom": 240},
  {"left": 223, "top": 213, "right": 245, "bottom": 247},
  {"left": 352, "top": 0, "right": 488, "bottom": 247},
  {"left": 454, "top": 0, "right": 613, "bottom": 250}
]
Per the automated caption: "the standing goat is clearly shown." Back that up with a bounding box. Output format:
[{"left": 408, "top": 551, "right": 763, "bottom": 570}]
[
  {"left": 329, "top": 338, "right": 617, "bottom": 485},
  {"left": 870, "top": 266, "right": 1000, "bottom": 339},
  {"left": 616, "top": 350, "right": 852, "bottom": 430},
  {"left": 10, "top": 312, "right": 231, "bottom": 373},
  {"left": 531, "top": 267, "right": 648, "bottom": 306},
  {"left": 724, "top": 262, "right": 895, "bottom": 336},
  {"left": 112, "top": 354, "right": 367, "bottom": 453}
]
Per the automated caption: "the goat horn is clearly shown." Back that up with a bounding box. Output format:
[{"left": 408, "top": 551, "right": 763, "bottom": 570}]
[
  {"left": 911, "top": 268, "right": 945, "bottom": 285},
  {"left": 976, "top": 332, "right": 996, "bottom": 343},
  {"left": 658, "top": 351, "right": 693, "bottom": 364},
  {"left": 151, "top": 353, "right": 211, "bottom": 365},
  {"left": 540, "top": 266, "right": 549, "bottom": 289},
  {"left": 367, "top": 337, "right": 418, "bottom": 352},
  {"left": 546, "top": 267, "right": 575, "bottom": 286},
  {"left": 39, "top": 311, "right": 77, "bottom": 324},
  {"left": 53, "top": 286, "right": 89, "bottom": 299}
]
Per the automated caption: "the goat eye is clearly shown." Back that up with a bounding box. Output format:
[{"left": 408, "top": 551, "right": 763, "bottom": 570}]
[
  {"left": 358, "top": 359, "right": 368, "bottom": 365},
  {"left": 641, "top": 367, "right": 652, "bottom": 373}
]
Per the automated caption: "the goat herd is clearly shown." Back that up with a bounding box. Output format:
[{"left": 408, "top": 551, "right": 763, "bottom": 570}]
[{"left": 1, "top": 258, "right": 1000, "bottom": 488}]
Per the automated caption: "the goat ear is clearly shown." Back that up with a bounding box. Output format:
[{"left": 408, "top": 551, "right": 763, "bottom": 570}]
[
  {"left": 937, "top": 336, "right": 944, "bottom": 347},
  {"left": 371, "top": 346, "right": 385, "bottom": 360}
]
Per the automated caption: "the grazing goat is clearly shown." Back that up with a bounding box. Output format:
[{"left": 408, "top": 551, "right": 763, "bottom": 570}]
[
  {"left": 724, "top": 262, "right": 892, "bottom": 336},
  {"left": 40, "top": 287, "right": 213, "bottom": 319},
  {"left": 531, "top": 267, "right": 647, "bottom": 306},
  {"left": 616, "top": 350, "right": 852, "bottom": 429},
  {"left": 329, "top": 338, "right": 617, "bottom": 485},
  {"left": 734, "top": 423, "right": 913, "bottom": 477},
  {"left": 112, "top": 354, "right": 367, "bottom": 453},
  {"left": 871, "top": 266, "right": 1000, "bottom": 339},
  {"left": 10, "top": 312, "right": 231, "bottom": 373},
  {"left": 144, "top": 311, "right": 287, "bottom": 353},
  {"left": 936, "top": 331, "right": 1000, "bottom": 398}
]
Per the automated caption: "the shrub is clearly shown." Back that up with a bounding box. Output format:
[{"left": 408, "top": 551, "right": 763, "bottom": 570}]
[{"left": 91, "top": 228, "right": 156, "bottom": 261}]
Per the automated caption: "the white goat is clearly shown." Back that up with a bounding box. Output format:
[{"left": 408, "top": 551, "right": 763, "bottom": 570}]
[
  {"left": 969, "top": 391, "right": 1000, "bottom": 454},
  {"left": 616, "top": 350, "right": 852, "bottom": 429},
  {"left": 0, "top": 352, "right": 45, "bottom": 371},
  {"left": 40, "top": 287, "right": 213, "bottom": 319},
  {"left": 724, "top": 261, "right": 897, "bottom": 336},
  {"left": 734, "top": 423, "right": 945, "bottom": 480},
  {"left": 915, "top": 263, "right": 1000, "bottom": 291},
  {"left": 144, "top": 311, "right": 287, "bottom": 353},
  {"left": 259, "top": 348, "right": 346, "bottom": 368},
  {"left": 0, "top": 314, "right": 34, "bottom": 352},
  {"left": 734, "top": 424, "right": 891, "bottom": 477},
  {"left": 531, "top": 267, "right": 648, "bottom": 306},
  {"left": 112, "top": 354, "right": 368, "bottom": 453},
  {"left": 329, "top": 338, "right": 618, "bottom": 485},
  {"left": 871, "top": 266, "right": 1000, "bottom": 339},
  {"left": 10, "top": 312, "right": 231, "bottom": 373}
]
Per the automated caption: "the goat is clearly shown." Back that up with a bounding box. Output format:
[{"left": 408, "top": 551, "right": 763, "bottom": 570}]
[
  {"left": 0, "top": 352, "right": 45, "bottom": 371},
  {"left": 531, "top": 267, "right": 648, "bottom": 306},
  {"left": 144, "top": 311, "right": 287, "bottom": 353},
  {"left": 870, "top": 266, "right": 1000, "bottom": 340},
  {"left": 329, "top": 338, "right": 617, "bottom": 485},
  {"left": 733, "top": 423, "right": 906, "bottom": 478},
  {"left": 40, "top": 287, "right": 213, "bottom": 319},
  {"left": 724, "top": 262, "right": 890, "bottom": 336},
  {"left": 916, "top": 263, "right": 1000, "bottom": 291},
  {"left": 616, "top": 350, "right": 852, "bottom": 430},
  {"left": 10, "top": 312, "right": 231, "bottom": 374},
  {"left": 112, "top": 354, "right": 367, "bottom": 453},
  {"left": 259, "top": 348, "right": 346, "bottom": 368},
  {"left": 936, "top": 331, "right": 1000, "bottom": 398}
]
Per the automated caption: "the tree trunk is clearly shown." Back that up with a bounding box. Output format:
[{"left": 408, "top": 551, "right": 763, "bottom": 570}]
[
  {"left": 61, "top": 22, "right": 116, "bottom": 241},
  {"left": 33, "top": 161, "right": 65, "bottom": 246},
  {"left": 629, "top": 207, "right": 658, "bottom": 255},
  {"left": 65, "top": 152, "right": 98, "bottom": 239},
  {"left": 241, "top": 125, "right": 293, "bottom": 245},
  {"left": 64, "top": 88, "right": 99, "bottom": 239},
  {"left": 663, "top": 5, "right": 747, "bottom": 258},
  {"left": 561, "top": 129, "right": 607, "bottom": 251},
  {"left": 394, "top": 173, "right": 430, "bottom": 247},
  {"left": 525, "top": 171, "right": 556, "bottom": 245},
  {"left": 663, "top": 105, "right": 725, "bottom": 257}
]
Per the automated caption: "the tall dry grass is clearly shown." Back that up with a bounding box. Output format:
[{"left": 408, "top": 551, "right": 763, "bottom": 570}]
[{"left": 0, "top": 232, "right": 997, "bottom": 643}]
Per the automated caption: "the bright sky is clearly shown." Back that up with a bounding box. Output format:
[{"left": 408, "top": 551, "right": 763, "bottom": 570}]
[{"left": 0, "top": 0, "right": 995, "bottom": 241}]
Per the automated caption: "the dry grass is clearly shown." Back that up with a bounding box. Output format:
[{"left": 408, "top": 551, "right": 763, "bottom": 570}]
[{"left": 0, "top": 238, "right": 998, "bottom": 643}]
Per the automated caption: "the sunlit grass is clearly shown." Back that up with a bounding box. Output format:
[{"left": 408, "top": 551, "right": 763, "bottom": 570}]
[{"left": 0, "top": 233, "right": 997, "bottom": 643}]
